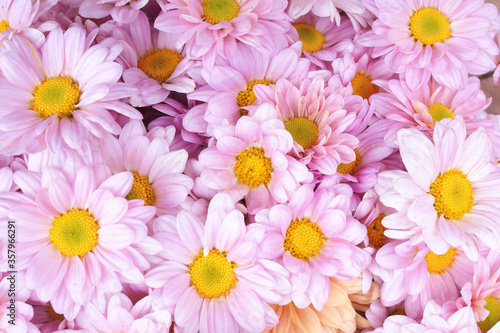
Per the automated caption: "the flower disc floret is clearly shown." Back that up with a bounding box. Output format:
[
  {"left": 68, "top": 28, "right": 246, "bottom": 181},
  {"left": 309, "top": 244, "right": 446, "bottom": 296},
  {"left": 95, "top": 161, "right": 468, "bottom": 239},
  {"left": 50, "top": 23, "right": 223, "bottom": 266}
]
[
  {"left": 478, "top": 296, "right": 500, "bottom": 333},
  {"left": 137, "top": 49, "right": 183, "bottom": 83},
  {"left": 284, "top": 218, "right": 325, "bottom": 261},
  {"left": 237, "top": 79, "right": 274, "bottom": 107},
  {"left": 31, "top": 75, "right": 81, "bottom": 119},
  {"left": 337, "top": 149, "right": 361, "bottom": 175},
  {"left": 409, "top": 7, "right": 451, "bottom": 45},
  {"left": 202, "top": 0, "right": 240, "bottom": 25},
  {"left": 50, "top": 208, "right": 99, "bottom": 257},
  {"left": 293, "top": 23, "right": 325, "bottom": 53},
  {"left": 284, "top": 117, "right": 319, "bottom": 149},
  {"left": 188, "top": 249, "right": 237, "bottom": 299},
  {"left": 429, "top": 169, "right": 474, "bottom": 220},
  {"left": 233, "top": 147, "right": 274, "bottom": 188},
  {"left": 425, "top": 247, "right": 457, "bottom": 274},
  {"left": 125, "top": 171, "right": 155, "bottom": 206},
  {"left": 0, "top": 20, "right": 10, "bottom": 33},
  {"left": 428, "top": 103, "right": 454, "bottom": 124},
  {"left": 367, "top": 214, "right": 386, "bottom": 249},
  {"left": 351, "top": 72, "right": 377, "bottom": 100}
]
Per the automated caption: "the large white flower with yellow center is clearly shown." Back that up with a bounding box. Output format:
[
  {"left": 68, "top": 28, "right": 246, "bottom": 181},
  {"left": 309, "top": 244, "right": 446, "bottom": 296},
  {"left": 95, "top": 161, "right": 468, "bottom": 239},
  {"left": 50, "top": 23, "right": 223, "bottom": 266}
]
[
  {"left": 145, "top": 193, "right": 290, "bottom": 333},
  {"left": 375, "top": 116, "right": 500, "bottom": 261}
]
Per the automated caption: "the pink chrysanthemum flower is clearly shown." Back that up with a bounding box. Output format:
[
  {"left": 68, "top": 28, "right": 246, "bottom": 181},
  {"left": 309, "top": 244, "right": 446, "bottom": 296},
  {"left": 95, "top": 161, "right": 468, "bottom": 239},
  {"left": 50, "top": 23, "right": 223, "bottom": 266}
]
[
  {"left": 256, "top": 184, "right": 371, "bottom": 310},
  {"left": 154, "top": 0, "right": 291, "bottom": 69},
  {"left": 371, "top": 77, "right": 491, "bottom": 146},
  {"left": 198, "top": 103, "right": 312, "bottom": 214},
  {"left": 255, "top": 76, "right": 359, "bottom": 175},
  {"left": 0, "top": 276, "right": 39, "bottom": 332},
  {"left": 376, "top": 239, "right": 473, "bottom": 319},
  {"left": 113, "top": 11, "right": 196, "bottom": 107},
  {"left": 0, "top": 27, "right": 141, "bottom": 155},
  {"left": 79, "top": 0, "right": 148, "bottom": 23},
  {"left": 100, "top": 120, "right": 194, "bottom": 216},
  {"left": 188, "top": 39, "right": 310, "bottom": 135},
  {"left": 287, "top": 0, "right": 373, "bottom": 31},
  {"left": 73, "top": 293, "right": 171, "bottom": 332},
  {"left": 6, "top": 166, "right": 158, "bottom": 319},
  {"left": 375, "top": 116, "right": 500, "bottom": 261},
  {"left": 442, "top": 250, "right": 500, "bottom": 332},
  {"left": 289, "top": 13, "right": 355, "bottom": 69},
  {"left": 371, "top": 301, "right": 477, "bottom": 333},
  {"left": 145, "top": 193, "right": 290, "bottom": 333},
  {"left": 359, "top": 0, "right": 499, "bottom": 90}
]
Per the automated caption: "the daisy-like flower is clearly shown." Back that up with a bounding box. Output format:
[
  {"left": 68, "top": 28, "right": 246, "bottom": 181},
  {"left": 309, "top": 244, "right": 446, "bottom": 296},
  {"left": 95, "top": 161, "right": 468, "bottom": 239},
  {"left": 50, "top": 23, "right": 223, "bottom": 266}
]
[
  {"left": 154, "top": 0, "right": 291, "bottom": 69},
  {"left": 290, "top": 13, "right": 355, "bottom": 69},
  {"left": 255, "top": 76, "right": 359, "bottom": 175},
  {"left": 79, "top": 0, "right": 148, "bottom": 23},
  {"left": 100, "top": 120, "right": 194, "bottom": 216},
  {"left": 145, "top": 193, "right": 290, "bottom": 333},
  {"left": 188, "top": 39, "right": 310, "bottom": 135},
  {"left": 114, "top": 11, "right": 196, "bottom": 107},
  {"left": 376, "top": 239, "right": 474, "bottom": 319},
  {"left": 198, "top": 103, "right": 311, "bottom": 214},
  {"left": 359, "top": 0, "right": 499, "bottom": 90},
  {"left": 5, "top": 166, "right": 158, "bottom": 319},
  {"left": 256, "top": 184, "right": 371, "bottom": 310},
  {"left": 370, "top": 77, "right": 491, "bottom": 147},
  {"left": 375, "top": 116, "right": 500, "bottom": 261},
  {"left": 287, "top": 0, "right": 373, "bottom": 31},
  {"left": 0, "top": 27, "right": 142, "bottom": 155},
  {"left": 265, "top": 276, "right": 379, "bottom": 333}
]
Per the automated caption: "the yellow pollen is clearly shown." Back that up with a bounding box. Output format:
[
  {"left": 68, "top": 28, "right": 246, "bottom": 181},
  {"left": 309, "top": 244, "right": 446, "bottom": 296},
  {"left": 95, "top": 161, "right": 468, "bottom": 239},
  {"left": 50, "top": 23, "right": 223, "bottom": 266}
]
[
  {"left": 389, "top": 308, "right": 406, "bottom": 316},
  {"left": 0, "top": 20, "right": 10, "bottom": 33},
  {"left": 428, "top": 103, "right": 454, "bottom": 125},
  {"left": 236, "top": 79, "right": 274, "bottom": 108},
  {"left": 50, "top": 208, "right": 99, "bottom": 257},
  {"left": 47, "top": 304, "right": 65, "bottom": 322},
  {"left": 137, "top": 48, "right": 183, "bottom": 83},
  {"left": 429, "top": 169, "right": 474, "bottom": 221},
  {"left": 284, "top": 117, "right": 319, "bottom": 149},
  {"left": 337, "top": 148, "right": 361, "bottom": 175},
  {"left": 30, "top": 76, "right": 81, "bottom": 119},
  {"left": 125, "top": 171, "right": 155, "bottom": 206},
  {"left": 233, "top": 147, "right": 274, "bottom": 188},
  {"left": 351, "top": 72, "right": 377, "bottom": 100},
  {"left": 283, "top": 218, "right": 325, "bottom": 261},
  {"left": 293, "top": 23, "right": 325, "bottom": 53},
  {"left": 478, "top": 296, "right": 500, "bottom": 333},
  {"left": 188, "top": 249, "right": 237, "bottom": 299},
  {"left": 202, "top": 0, "right": 240, "bottom": 25},
  {"left": 367, "top": 214, "right": 386, "bottom": 249},
  {"left": 425, "top": 247, "right": 457, "bottom": 274},
  {"left": 409, "top": 7, "right": 451, "bottom": 45}
]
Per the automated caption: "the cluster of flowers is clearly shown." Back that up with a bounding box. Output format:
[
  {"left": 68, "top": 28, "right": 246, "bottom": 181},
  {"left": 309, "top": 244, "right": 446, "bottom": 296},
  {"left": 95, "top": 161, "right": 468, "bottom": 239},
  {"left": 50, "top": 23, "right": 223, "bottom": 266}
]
[{"left": 1, "top": 0, "right": 500, "bottom": 331}]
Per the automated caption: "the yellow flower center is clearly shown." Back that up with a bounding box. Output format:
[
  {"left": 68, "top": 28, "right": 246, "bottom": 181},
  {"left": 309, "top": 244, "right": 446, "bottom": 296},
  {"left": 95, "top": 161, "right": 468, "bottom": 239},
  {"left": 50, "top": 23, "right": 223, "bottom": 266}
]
[
  {"left": 236, "top": 79, "right": 274, "bottom": 108},
  {"left": 429, "top": 169, "right": 474, "bottom": 221},
  {"left": 30, "top": 76, "right": 81, "bottom": 119},
  {"left": 283, "top": 218, "right": 325, "bottom": 261},
  {"left": 337, "top": 148, "right": 361, "bottom": 175},
  {"left": 50, "top": 208, "right": 99, "bottom": 257},
  {"left": 284, "top": 117, "right": 319, "bottom": 149},
  {"left": 409, "top": 7, "right": 451, "bottom": 45},
  {"left": 425, "top": 247, "right": 457, "bottom": 274},
  {"left": 48, "top": 304, "right": 65, "bottom": 321},
  {"left": 233, "top": 147, "right": 274, "bottom": 188},
  {"left": 293, "top": 23, "right": 325, "bottom": 53},
  {"left": 188, "top": 249, "right": 237, "bottom": 299},
  {"left": 137, "top": 48, "right": 183, "bottom": 83},
  {"left": 478, "top": 296, "right": 500, "bottom": 333},
  {"left": 428, "top": 103, "right": 454, "bottom": 125},
  {"left": 202, "top": 0, "right": 240, "bottom": 25},
  {"left": 367, "top": 214, "right": 386, "bottom": 249},
  {"left": 125, "top": 171, "right": 154, "bottom": 206},
  {"left": 389, "top": 308, "right": 406, "bottom": 316},
  {"left": 351, "top": 72, "right": 377, "bottom": 100},
  {"left": 0, "top": 19, "right": 10, "bottom": 33}
]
